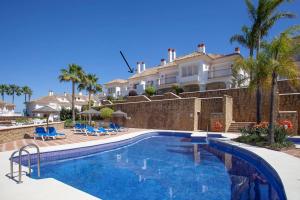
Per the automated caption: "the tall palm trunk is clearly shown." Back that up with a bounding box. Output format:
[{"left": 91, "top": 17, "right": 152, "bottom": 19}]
[
  {"left": 24, "top": 94, "right": 27, "bottom": 103},
  {"left": 88, "top": 92, "right": 91, "bottom": 125},
  {"left": 268, "top": 71, "right": 277, "bottom": 144},
  {"left": 249, "top": 48, "right": 254, "bottom": 81},
  {"left": 29, "top": 95, "right": 31, "bottom": 102},
  {"left": 256, "top": 34, "right": 262, "bottom": 124},
  {"left": 72, "top": 81, "right": 75, "bottom": 124},
  {"left": 12, "top": 93, "right": 15, "bottom": 104}
]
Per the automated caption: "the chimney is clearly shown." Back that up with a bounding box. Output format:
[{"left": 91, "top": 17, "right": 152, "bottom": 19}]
[
  {"left": 172, "top": 49, "right": 176, "bottom": 61},
  {"left": 197, "top": 43, "right": 206, "bottom": 54},
  {"left": 141, "top": 62, "right": 146, "bottom": 71},
  {"left": 48, "top": 90, "right": 53, "bottom": 96},
  {"left": 168, "top": 48, "right": 173, "bottom": 62},
  {"left": 161, "top": 58, "right": 166, "bottom": 66},
  {"left": 235, "top": 47, "right": 240, "bottom": 54},
  {"left": 136, "top": 62, "right": 141, "bottom": 74}
]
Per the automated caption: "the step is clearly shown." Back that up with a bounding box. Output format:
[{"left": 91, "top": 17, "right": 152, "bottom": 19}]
[{"left": 228, "top": 122, "right": 255, "bottom": 133}]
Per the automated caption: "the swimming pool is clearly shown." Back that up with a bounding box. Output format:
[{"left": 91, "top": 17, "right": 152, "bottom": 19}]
[{"left": 29, "top": 133, "right": 285, "bottom": 200}]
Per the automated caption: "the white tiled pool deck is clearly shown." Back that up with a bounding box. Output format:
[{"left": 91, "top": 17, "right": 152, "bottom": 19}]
[{"left": 0, "top": 130, "right": 299, "bottom": 200}]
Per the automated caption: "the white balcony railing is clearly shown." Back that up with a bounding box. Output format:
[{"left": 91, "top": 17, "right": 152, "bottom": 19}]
[
  {"left": 164, "top": 76, "right": 177, "bottom": 84},
  {"left": 208, "top": 68, "right": 232, "bottom": 79}
]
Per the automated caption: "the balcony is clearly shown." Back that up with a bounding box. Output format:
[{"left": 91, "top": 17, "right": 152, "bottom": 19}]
[
  {"left": 208, "top": 68, "right": 232, "bottom": 79},
  {"left": 164, "top": 76, "right": 177, "bottom": 84}
]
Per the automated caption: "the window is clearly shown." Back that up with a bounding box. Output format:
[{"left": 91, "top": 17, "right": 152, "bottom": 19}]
[
  {"left": 147, "top": 80, "right": 154, "bottom": 86},
  {"left": 107, "top": 88, "right": 115, "bottom": 94},
  {"left": 165, "top": 73, "right": 177, "bottom": 84},
  {"left": 181, "top": 65, "right": 198, "bottom": 77}
]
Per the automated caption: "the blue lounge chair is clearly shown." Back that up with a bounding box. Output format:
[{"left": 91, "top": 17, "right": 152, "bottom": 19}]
[
  {"left": 34, "top": 127, "right": 52, "bottom": 141},
  {"left": 98, "top": 127, "right": 109, "bottom": 135},
  {"left": 109, "top": 123, "right": 120, "bottom": 132},
  {"left": 48, "top": 127, "right": 66, "bottom": 138},
  {"left": 114, "top": 123, "right": 127, "bottom": 132},
  {"left": 73, "top": 123, "right": 86, "bottom": 134},
  {"left": 85, "top": 125, "right": 100, "bottom": 136}
]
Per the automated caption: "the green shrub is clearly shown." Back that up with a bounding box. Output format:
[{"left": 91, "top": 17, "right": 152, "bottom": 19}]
[
  {"left": 107, "top": 96, "right": 115, "bottom": 101},
  {"left": 64, "top": 119, "right": 73, "bottom": 127},
  {"left": 60, "top": 108, "right": 79, "bottom": 121},
  {"left": 145, "top": 86, "right": 156, "bottom": 96},
  {"left": 172, "top": 85, "right": 184, "bottom": 95},
  {"left": 236, "top": 124, "right": 294, "bottom": 149},
  {"left": 100, "top": 107, "right": 114, "bottom": 119}
]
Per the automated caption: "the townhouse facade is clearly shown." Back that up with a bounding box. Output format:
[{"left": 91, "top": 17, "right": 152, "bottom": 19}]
[
  {"left": 105, "top": 43, "right": 248, "bottom": 98},
  {"left": 26, "top": 91, "right": 102, "bottom": 118}
]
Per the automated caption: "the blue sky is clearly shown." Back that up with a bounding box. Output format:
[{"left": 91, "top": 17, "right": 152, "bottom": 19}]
[{"left": 1, "top": 0, "right": 300, "bottom": 112}]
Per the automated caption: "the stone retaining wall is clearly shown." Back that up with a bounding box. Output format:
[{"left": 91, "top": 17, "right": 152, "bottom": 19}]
[
  {"left": 106, "top": 98, "right": 201, "bottom": 131},
  {"left": 0, "top": 122, "right": 64, "bottom": 144}
]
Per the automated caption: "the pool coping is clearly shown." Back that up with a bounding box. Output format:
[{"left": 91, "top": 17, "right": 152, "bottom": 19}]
[{"left": 0, "top": 130, "right": 299, "bottom": 200}]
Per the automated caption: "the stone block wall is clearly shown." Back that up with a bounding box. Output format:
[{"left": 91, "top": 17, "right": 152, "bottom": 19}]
[
  {"left": 0, "top": 122, "right": 64, "bottom": 144},
  {"left": 198, "top": 97, "right": 223, "bottom": 131},
  {"left": 107, "top": 98, "right": 201, "bottom": 131},
  {"left": 127, "top": 95, "right": 151, "bottom": 103}
]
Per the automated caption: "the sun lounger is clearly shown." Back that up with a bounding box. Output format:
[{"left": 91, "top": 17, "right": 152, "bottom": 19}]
[
  {"left": 34, "top": 127, "right": 54, "bottom": 141},
  {"left": 48, "top": 127, "right": 66, "bottom": 138},
  {"left": 73, "top": 123, "right": 86, "bottom": 134},
  {"left": 85, "top": 125, "right": 100, "bottom": 136},
  {"left": 109, "top": 123, "right": 120, "bottom": 132}
]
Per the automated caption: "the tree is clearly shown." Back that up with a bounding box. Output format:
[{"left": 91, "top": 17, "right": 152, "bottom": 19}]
[
  {"left": 244, "top": 0, "right": 295, "bottom": 123},
  {"left": 100, "top": 107, "right": 114, "bottom": 119},
  {"left": 0, "top": 84, "right": 8, "bottom": 101},
  {"left": 145, "top": 86, "right": 156, "bottom": 96},
  {"left": 233, "top": 53, "right": 270, "bottom": 97},
  {"left": 264, "top": 27, "right": 300, "bottom": 144},
  {"left": 78, "top": 73, "right": 102, "bottom": 124},
  {"left": 22, "top": 86, "right": 30, "bottom": 103},
  {"left": 231, "top": 67, "right": 249, "bottom": 88},
  {"left": 59, "top": 64, "right": 85, "bottom": 124},
  {"left": 27, "top": 88, "right": 33, "bottom": 102},
  {"left": 230, "top": 25, "right": 256, "bottom": 58},
  {"left": 22, "top": 86, "right": 33, "bottom": 116},
  {"left": 7, "top": 84, "right": 22, "bottom": 104}
]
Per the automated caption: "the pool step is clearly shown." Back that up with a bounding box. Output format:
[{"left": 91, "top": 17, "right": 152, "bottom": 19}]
[{"left": 190, "top": 132, "right": 224, "bottom": 143}]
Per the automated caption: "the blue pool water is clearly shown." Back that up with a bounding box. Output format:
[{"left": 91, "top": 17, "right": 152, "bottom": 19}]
[{"left": 31, "top": 136, "right": 282, "bottom": 200}]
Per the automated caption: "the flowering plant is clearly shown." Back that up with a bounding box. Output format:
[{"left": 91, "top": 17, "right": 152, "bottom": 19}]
[
  {"left": 213, "top": 121, "right": 223, "bottom": 132},
  {"left": 254, "top": 121, "right": 269, "bottom": 129},
  {"left": 278, "top": 120, "right": 293, "bottom": 130}
]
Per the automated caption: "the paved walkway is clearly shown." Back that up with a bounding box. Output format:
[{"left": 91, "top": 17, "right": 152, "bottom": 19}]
[{"left": 0, "top": 128, "right": 144, "bottom": 152}]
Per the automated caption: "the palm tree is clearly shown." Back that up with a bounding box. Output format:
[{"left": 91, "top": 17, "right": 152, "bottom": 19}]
[
  {"left": 59, "top": 64, "right": 85, "bottom": 124},
  {"left": 244, "top": 0, "right": 295, "bottom": 123},
  {"left": 0, "top": 84, "right": 8, "bottom": 101},
  {"left": 22, "top": 86, "right": 33, "bottom": 116},
  {"left": 27, "top": 88, "right": 33, "bottom": 102},
  {"left": 22, "top": 86, "right": 30, "bottom": 103},
  {"left": 233, "top": 54, "right": 270, "bottom": 92},
  {"left": 263, "top": 27, "right": 300, "bottom": 144},
  {"left": 230, "top": 25, "right": 256, "bottom": 58},
  {"left": 78, "top": 73, "right": 102, "bottom": 124},
  {"left": 7, "top": 84, "right": 22, "bottom": 104}
]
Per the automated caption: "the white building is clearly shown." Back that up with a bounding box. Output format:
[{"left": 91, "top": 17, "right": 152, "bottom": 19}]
[
  {"left": 26, "top": 91, "right": 102, "bottom": 119},
  {"left": 0, "top": 100, "right": 19, "bottom": 116},
  {"left": 105, "top": 43, "right": 248, "bottom": 96}
]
